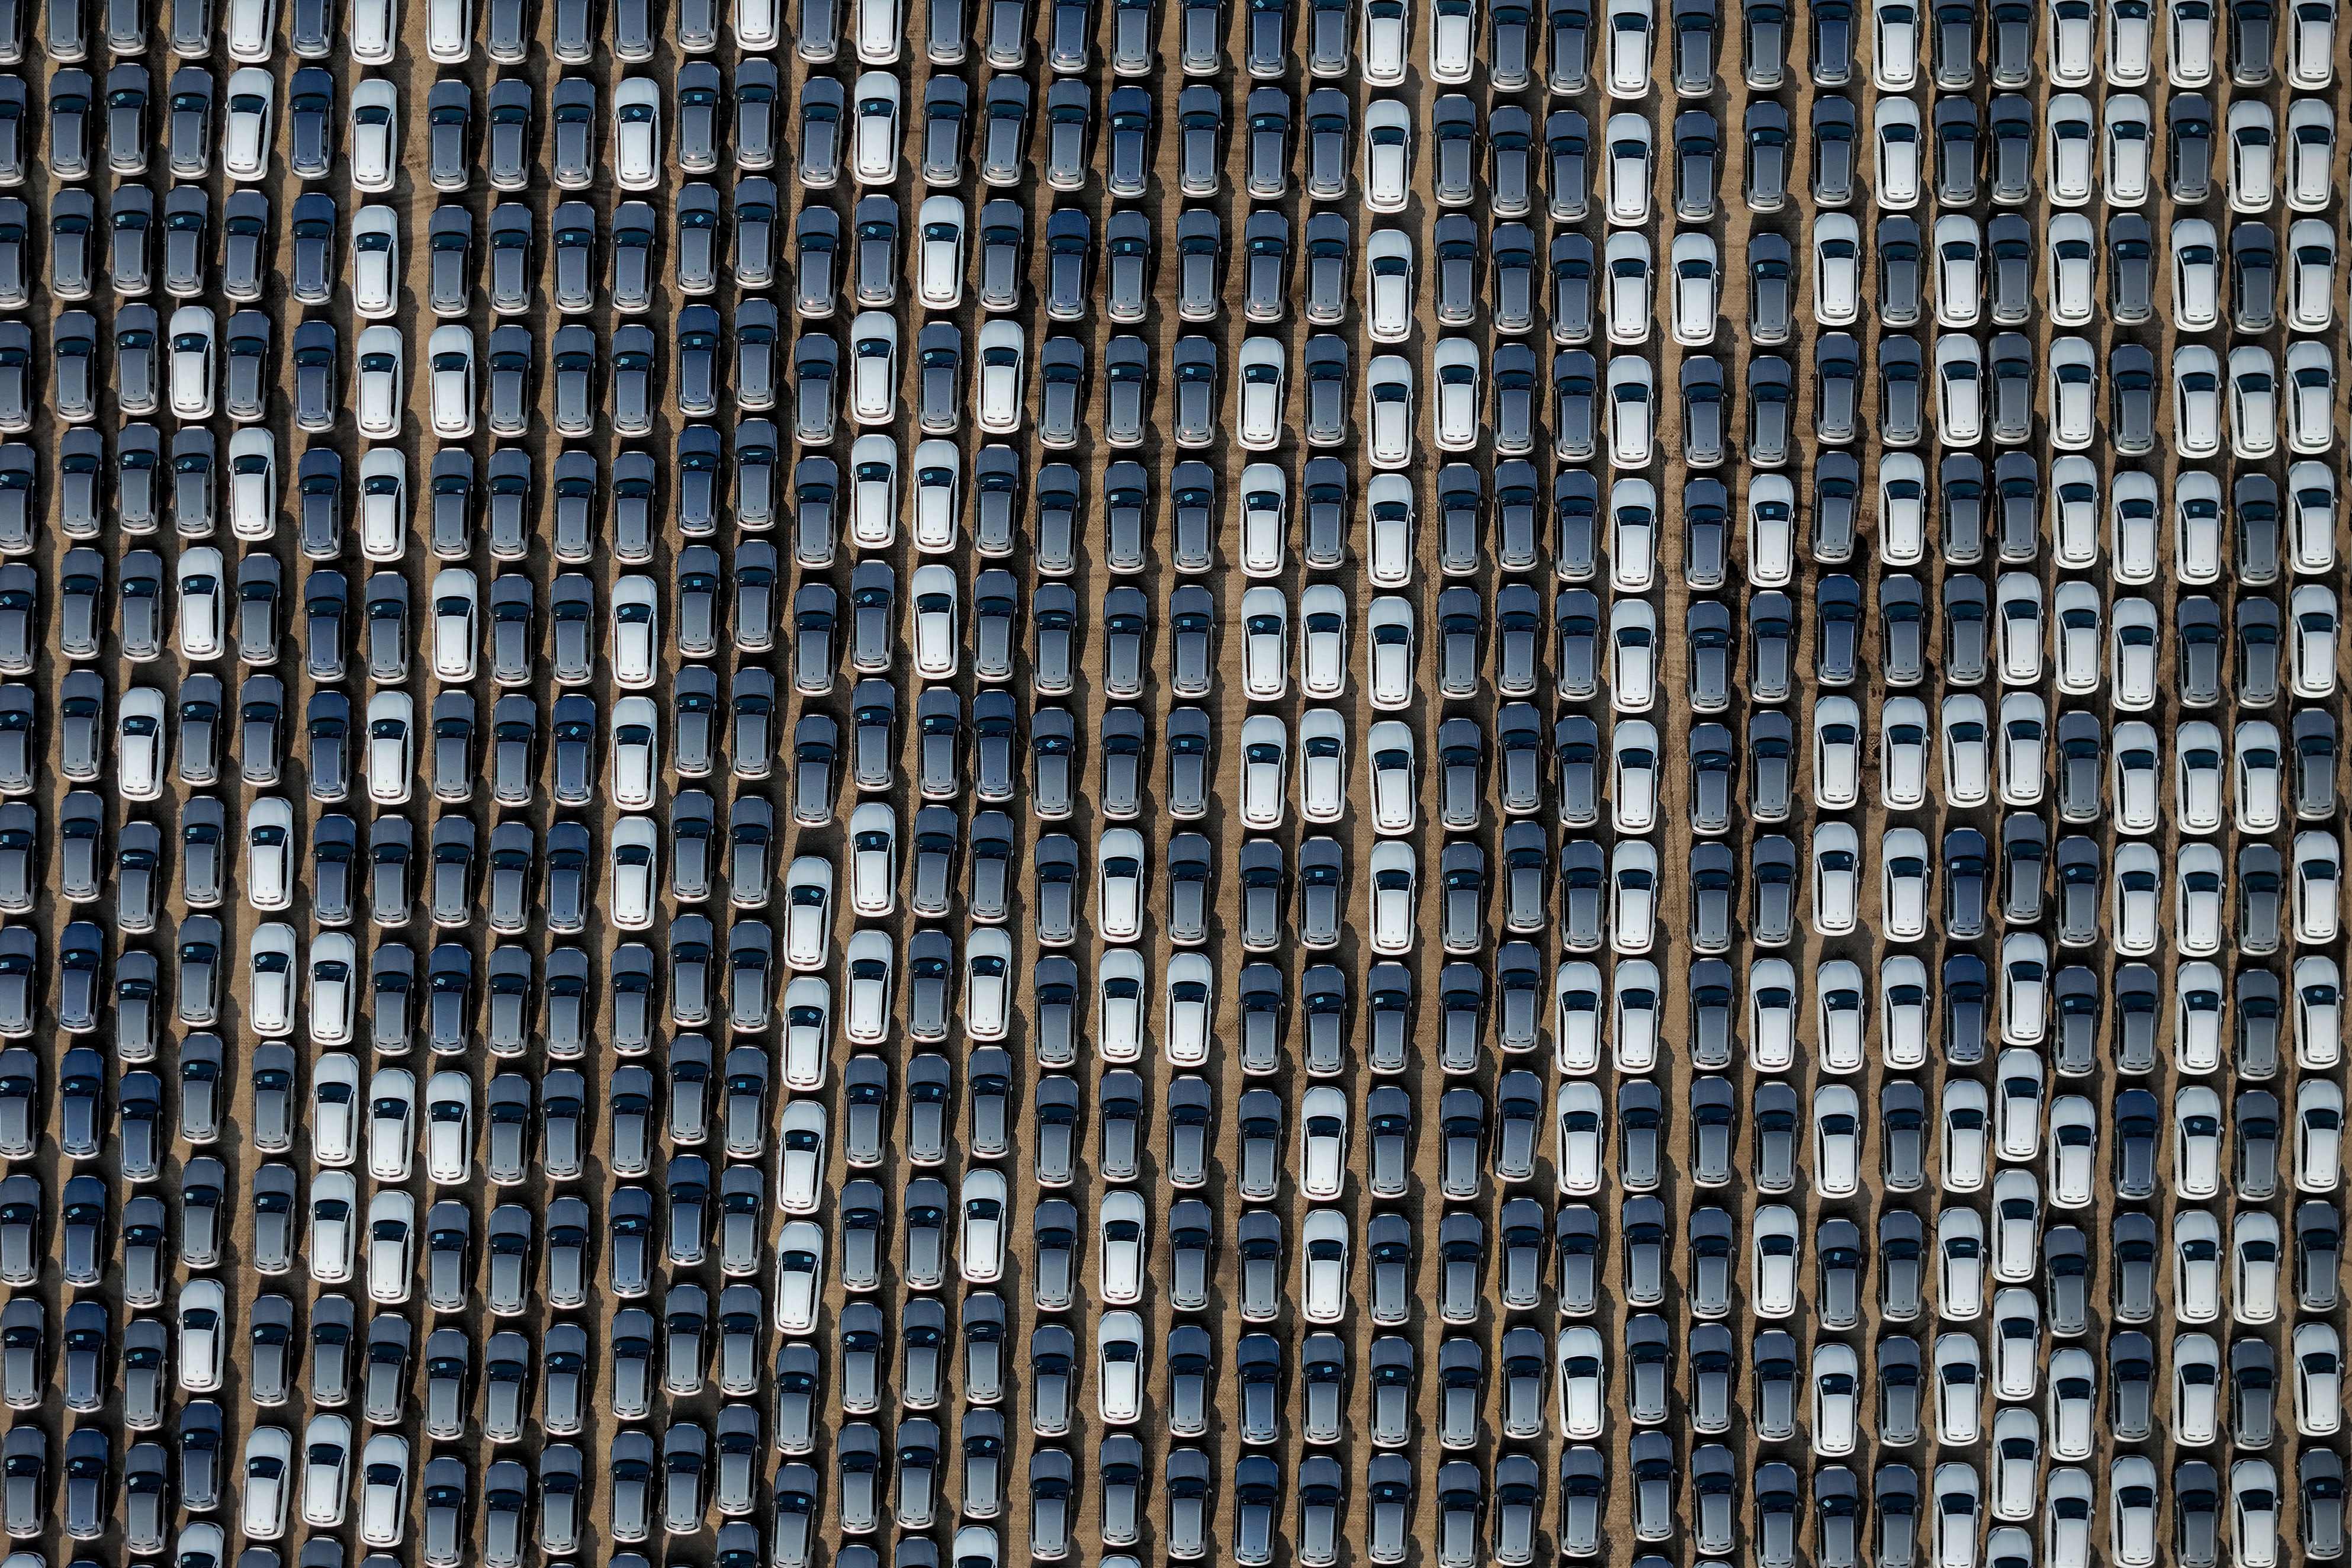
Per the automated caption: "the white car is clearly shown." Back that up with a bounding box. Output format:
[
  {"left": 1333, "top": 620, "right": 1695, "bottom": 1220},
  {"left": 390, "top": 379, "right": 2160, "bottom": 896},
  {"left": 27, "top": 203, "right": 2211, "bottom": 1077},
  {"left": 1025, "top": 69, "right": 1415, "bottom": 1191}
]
[
  {"left": 357, "top": 1434, "right": 410, "bottom": 1547},
  {"left": 907, "top": 563, "right": 959, "bottom": 678},
  {"left": 241, "top": 1426, "right": 296, "bottom": 1541},
  {"left": 2295, "top": 1321, "right": 2343, "bottom": 1434},
  {"left": 1241, "top": 585, "right": 1289, "bottom": 700},
  {"left": 852, "top": 71, "right": 901, "bottom": 185},
  {"left": 1751, "top": 1204, "right": 1799, "bottom": 1317},
  {"left": 366, "top": 1190, "right": 414, "bottom": 1303},
  {"left": 1747, "top": 958, "right": 1798, "bottom": 1071},
  {"left": 2045, "top": 213, "right": 2095, "bottom": 324},
  {"left": 2286, "top": 341, "right": 2336, "bottom": 455},
  {"left": 303, "top": 1171, "right": 358, "bottom": 1283},
  {"left": 312, "top": 1058, "right": 361, "bottom": 1166},
  {"left": 1432, "top": 337, "right": 1480, "bottom": 449},
  {"left": 1365, "top": 228, "right": 1415, "bottom": 342},
  {"left": 772, "top": 1222, "right": 823, "bottom": 1332},
  {"left": 1554, "top": 1081, "right": 1604, "bottom": 1193},
  {"left": 1806, "top": 211, "right": 1862, "bottom": 324},
  {"left": 426, "top": 0, "right": 470, "bottom": 56},
  {"left": 963, "top": 928, "right": 1012, "bottom": 1040},
  {"left": 428, "top": 567, "right": 477, "bottom": 680},
  {"left": 1934, "top": 334, "right": 1984, "bottom": 444},
  {"left": 1158, "top": 952, "right": 1204, "bottom": 1066},
  {"left": 1931, "top": 1335, "right": 1981, "bottom": 1443},
  {"left": 1367, "top": 473, "right": 1415, "bottom": 583},
  {"left": 247, "top": 921, "right": 298, "bottom": 1037},
  {"left": 1553, "top": 963, "right": 1603, "bottom": 1074},
  {"left": 2296, "top": 831, "right": 2343, "bottom": 941},
  {"left": 1610, "top": 839, "right": 1657, "bottom": 953},
  {"left": 1606, "top": 354, "right": 1653, "bottom": 465},
  {"left": 612, "top": 76, "right": 664, "bottom": 189},
  {"left": 354, "top": 325, "right": 405, "bottom": 440},
  {"left": 177, "top": 1278, "right": 229, "bottom": 1391},
  {"left": 1609, "top": 478, "right": 1657, "bottom": 589},
  {"left": 1096, "top": 1310, "right": 1147, "bottom": 1422},
  {"left": 221, "top": 68, "right": 275, "bottom": 180},
  {"left": 168, "top": 304, "right": 217, "bottom": 420},
  {"left": 2102, "top": 92, "right": 2152, "bottom": 203},
  {"left": 973, "top": 320, "right": 1026, "bottom": 433},
  {"left": 1556, "top": 1327, "right": 1605, "bottom": 1438},
  {"left": 846, "top": 803, "right": 896, "bottom": 918},
  {"left": 1873, "top": 96, "right": 1922, "bottom": 207},
  {"left": 2106, "top": 0, "right": 2152, "bottom": 78},
  {"left": 1298, "top": 1085, "right": 1348, "bottom": 1200},
  {"left": 854, "top": 0, "right": 899, "bottom": 57},
  {"left": 849, "top": 433, "right": 898, "bottom": 548},
  {"left": 1605, "top": 0, "right": 1651, "bottom": 93},
  {"left": 365, "top": 690, "right": 413, "bottom": 804},
  {"left": 958, "top": 1167, "right": 1008, "bottom": 1282},
  {"left": 1607, "top": 230, "right": 1655, "bottom": 342},
  {"left": 349, "top": 0, "right": 396, "bottom": 58},
  {"left": 2230, "top": 344, "right": 2280, "bottom": 458},
  {"left": 917, "top": 197, "right": 966, "bottom": 310},
  {"left": 1614, "top": 718, "right": 1660, "bottom": 829},
  {"left": 227, "top": 0, "right": 278, "bottom": 55},
  {"left": 782, "top": 978, "right": 830, "bottom": 1089},
  {"left": 610, "top": 815, "right": 660, "bottom": 930},
  {"left": 1299, "top": 583, "right": 1347, "bottom": 698},
  {"left": 777, "top": 1098, "right": 827, "bottom": 1214},
  {"left": 911, "top": 440, "right": 960, "bottom": 552},
  {"left": 2289, "top": 221, "right": 2338, "bottom": 332},
  {"left": 2228, "top": 98, "right": 2277, "bottom": 212},
  {"left": 426, "top": 326, "right": 475, "bottom": 438},
  {"left": 1362, "top": 0, "right": 1408, "bottom": 79},
  {"left": 2297, "top": 1078, "right": 2344, "bottom": 1193},
  {"left": 368, "top": 1067, "right": 416, "bottom": 1181},
  {"left": 308, "top": 940, "right": 357, "bottom": 1048},
  {"left": 1300, "top": 1207, "right": 1350, "bottom": 1323},
  {"left": 349, "top": 79, "right": 400, "bottom": 190},
  {"left": 1605, "top": 113, "right": 1653, "bottom": 223},
  {"left": 1367, "top": 596, "right": 1414, "bottom": 709},
  {"left": 2286, "top": 97, "right": 2324, "bottom": 211},
  {"left": 1670, "top": 232, "right": 1720, "bottom": 344},
  {"left": 1881, "top": 956, "right": 1929, "bottom": 1069},
  {"left": 1297, "top": 709, "right": 1347, "bottom": 823},
  {"left": 609, "top": 574, "right": 659, "bottom": 689},
  {"left": 1238, "top": 714, "right": 1289, "bottom": 829},
  {"left": 1814, "top": 1341, "right": 1862, "bottom": 1457},
  {"left": 359, "top": 448, "right": 407, "bottom": 559},
  {"left": 2293, "top": 584, "right": 2340, "bottom": 697},
  {"left": 229, "top": 427, "right": 278, "bottom": 540},
  {"left": 2290, "top": 460, "right": 2339, "bottom": 574},
  {"left": 2045, "top": 92, "right": 2095, "bottom": 204},
  {"left": 1363, "top": 99, "right": 1413, "bottom": 211},
  {"left": 736, "top": 0, "right": 779, "bottom": 44},
  {"left": 1097, "top": 828, "right": 1147, "bottom": 942},
  {"left": 117, "top": 686, "right": 166, "bottom": 799},
  {"left": 849, "top": 311, "right": 898, "bottom": 426},
  {"left": 1236, "top": 336, "right": 1286, "bottom": 449},
  {"left": 784, "top": 855, "right": 834, "bottom": 971},
  {"left": 1102, "top": 953, "right": 1165, "bottom": 1058},
  {"left": 841, "top": 930, "right": 892, "bottom": 1044},
  {"left": 1368, "top": 719, "right": 1416, "bottom": 834},
  {"left": 1098, "top": 1188, "right": 1146, "bottom": 1304},
  {"left": 1364, "top": 357, "right": 1411, "bottom": 470},
  {"left": 176, "top": 546, "right": 225, "bottom": 658},
  {"left": 300, "top": 1415, "right": 352, "bottom": 1528},
  {"left": 2046, "top": 336, "right": 2097, "bottom": 448},
  {"left": 1368, "top": 841, "right": 1417, "bottom": 955},
  {"left": 423, "top": 1069, "right": 471, "bottom": 1184}
]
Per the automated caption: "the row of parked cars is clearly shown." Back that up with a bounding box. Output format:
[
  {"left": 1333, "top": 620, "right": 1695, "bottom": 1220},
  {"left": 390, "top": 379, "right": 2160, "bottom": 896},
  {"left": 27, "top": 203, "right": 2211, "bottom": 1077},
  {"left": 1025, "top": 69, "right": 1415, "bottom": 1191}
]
[
  {"left": 0, "top": 0, "right": 2329, "bottom": 91},
  {"left": 21, "top": 299, "right": 2352, "bottom": 481}
]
